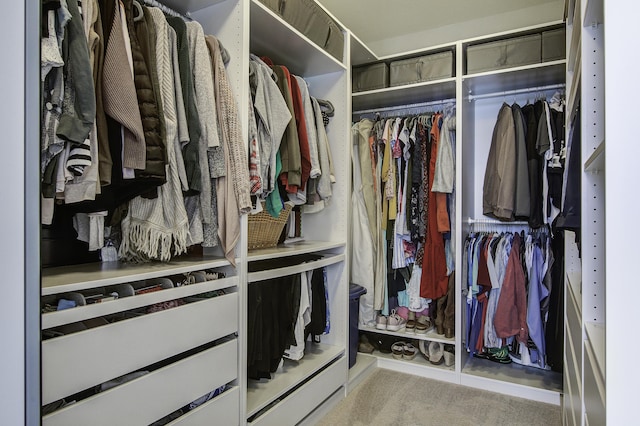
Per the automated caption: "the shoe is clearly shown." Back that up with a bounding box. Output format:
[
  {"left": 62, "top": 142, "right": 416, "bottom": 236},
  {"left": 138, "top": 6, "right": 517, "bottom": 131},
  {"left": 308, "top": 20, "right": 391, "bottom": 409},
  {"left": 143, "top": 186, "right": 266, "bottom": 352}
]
[
  {"left": 444, "top": 327, "right": 454, "bottom": 339},
  {"left": 391, "top": 341, "right": 407, "bottom": 359},
  {"left": 375, "top": 314, "right": 387, "bottom": 330},
  {"left": 386, "top": 310, "right": 407, "bottom": 331},
  {"left": 475, "top": 346, "right": 512, "bottom": 364},
  {"left": 403, "top": 343, "right": 418, "bottom": 360},
  {"left": 428, "top": 341, "right": 444, "bottom": 365},
  {"left": 415, "top": 315, "right": 433, "bottom": 334},
  {"left": 358, "top": 334, "right": 375, "bottom": 354},
  {"left": 443, "top": 344, "right": 455, "bottom": 367},
  {"left": 405, "top": 311, "right": 416, "bottom": 334}
]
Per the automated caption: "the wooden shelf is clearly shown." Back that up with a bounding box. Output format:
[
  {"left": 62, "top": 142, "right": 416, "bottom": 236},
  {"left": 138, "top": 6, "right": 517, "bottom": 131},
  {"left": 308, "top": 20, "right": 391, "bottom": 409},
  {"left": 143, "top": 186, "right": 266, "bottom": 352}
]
[
  {"left": 584, "top": 139, "right": 605, "bottom": 172},
  {"left": 359, "top": 324, "right": 454, "bottom": 345},
  {"left": 246, "top": 343, "right": 344, "bottom": 418},
  {"left": 41, "top": 256, "right": 233, "bottom": 296},
  {"left": 249, "top": 0, "right": 346, "bottom": 77},
  {"left": 352, "top": 78, "right": 456, "bottom": 112},
  {"left": 463, "top": 60, "right": 566, "bottom": 97}
]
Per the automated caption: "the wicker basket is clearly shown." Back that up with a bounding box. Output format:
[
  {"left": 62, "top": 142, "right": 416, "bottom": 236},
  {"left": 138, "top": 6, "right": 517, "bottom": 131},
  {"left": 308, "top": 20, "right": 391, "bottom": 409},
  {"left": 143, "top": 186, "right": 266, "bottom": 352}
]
[{"left": 247, "top": 201, "right": 294, "bottom": 250}]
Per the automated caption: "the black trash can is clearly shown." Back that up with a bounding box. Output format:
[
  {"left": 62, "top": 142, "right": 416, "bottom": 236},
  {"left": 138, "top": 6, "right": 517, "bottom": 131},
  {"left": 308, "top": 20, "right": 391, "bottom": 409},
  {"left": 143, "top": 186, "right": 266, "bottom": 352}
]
[{"left": 349, "top": 284, "right": 367, "bottom": 369}]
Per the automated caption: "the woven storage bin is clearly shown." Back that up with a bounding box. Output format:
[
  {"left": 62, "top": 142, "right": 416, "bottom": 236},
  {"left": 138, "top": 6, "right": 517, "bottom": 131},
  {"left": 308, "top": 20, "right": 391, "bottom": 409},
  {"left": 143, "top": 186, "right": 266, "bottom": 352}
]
[{"left": 248, "top": 201, "right": 294, "bottom": 250}]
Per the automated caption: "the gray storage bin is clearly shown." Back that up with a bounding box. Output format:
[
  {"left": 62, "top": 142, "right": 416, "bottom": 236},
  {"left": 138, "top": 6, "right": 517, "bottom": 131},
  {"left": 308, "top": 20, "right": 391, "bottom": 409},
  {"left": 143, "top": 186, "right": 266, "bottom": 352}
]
[
  {"left": 259, "top": 0, "right": 281, "bottom": 13},
  {"left": 466, "top": 33, "right": 541, "bottom": 74},
  {"left": 279, "top": 0, "right": 344, "bottom": 61},
  {"left": 542, "top": 28, "right": 566, "bottom": 61},
  {"left": 389, "top": 51, "right": 453, "bottom": 87},
  {"left": 352, "top": 62, "right": 389, "bottom": 92}
]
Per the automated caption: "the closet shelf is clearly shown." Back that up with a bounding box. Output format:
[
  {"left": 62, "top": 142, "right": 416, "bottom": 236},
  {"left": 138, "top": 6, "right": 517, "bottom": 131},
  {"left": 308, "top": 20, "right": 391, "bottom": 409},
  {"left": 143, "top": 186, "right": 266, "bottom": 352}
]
[
  {"left": 42, "top": 276, "right": 237, "bottom": 330},
  {"left": 568, "top": 67, "right": 581, "bottom": 122},
  {"left": 249, "top": 0, "right": 346, "bottom": 77},
  {"left": 584, "top": 139, "right": 605, "bottom": 172},
  {"left": 41, "top": 256, "right": 233, "bottom": 296},
  {"left": 568, "top": 19, "right": 581, "bottom": 69},
  {"left": 462, "top": 355, "right": 563, "bottom": 395},
  {"left": 463, "top": 60, "right": 566, "bottom": 97},
  {"left": 352, "top": 78, "right": 456, "bottom": 112},
  {"left": 351, "top": 32, "right": 378, "bottom": 67},
  {"left": 583, "top": 0, "right": 604, "bottom": 28},
  {"left": 246, "top": 343, "right": 344, "bottom": 418},
  {"left": 359, "top": 325, "right": 454, "bottom": 345},
  {"left": 160, "top": 0, "right": 227, "bottom": 14},
  {"left": 584, "top": 322, "right": 605, "bottom": 379},
  {"left": 247, "top": 240, "right": 345, "bottom": 262},
  {"left": 247, "top": 253, "right": 345, "bottom": 283},
  {"left": 567, "top": 0, "right": 577, "bottom": 25}
]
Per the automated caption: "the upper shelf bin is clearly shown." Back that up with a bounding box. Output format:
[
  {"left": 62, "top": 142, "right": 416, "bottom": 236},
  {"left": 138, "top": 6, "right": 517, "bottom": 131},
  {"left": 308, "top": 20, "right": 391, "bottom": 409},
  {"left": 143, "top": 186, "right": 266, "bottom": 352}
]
[{"left": 249, "top": 0, "right": 347, "bottom": 77}]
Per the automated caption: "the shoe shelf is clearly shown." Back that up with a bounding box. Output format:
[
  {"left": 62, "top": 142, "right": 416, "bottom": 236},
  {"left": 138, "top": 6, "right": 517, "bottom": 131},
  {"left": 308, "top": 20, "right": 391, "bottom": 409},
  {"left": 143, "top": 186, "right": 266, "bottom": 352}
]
[
  {"left": 359, "top": 324, "right": 454, "bottom": 345},
  {"left": 460, "top": 355, "right": 562, "bottom": 404},
  {"left": 41, "top": 255, "right": 233, "bottom": 296},
  {"left": 371, "top": 349, "right": 457, "bottom": 384}
]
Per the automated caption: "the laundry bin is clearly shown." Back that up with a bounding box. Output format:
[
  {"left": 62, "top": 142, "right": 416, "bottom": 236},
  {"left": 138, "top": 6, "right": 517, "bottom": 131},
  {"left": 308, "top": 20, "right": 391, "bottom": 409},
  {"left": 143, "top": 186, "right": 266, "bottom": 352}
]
[{"left": 349, "top": 284, "right": 367, "bottom": 368}]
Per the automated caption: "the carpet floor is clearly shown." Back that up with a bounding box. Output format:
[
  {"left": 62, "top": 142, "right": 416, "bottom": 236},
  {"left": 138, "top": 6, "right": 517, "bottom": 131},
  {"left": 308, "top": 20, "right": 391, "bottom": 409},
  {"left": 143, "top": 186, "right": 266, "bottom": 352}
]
[{"left": 316, "top": 368, "right": 562, "bottom": 426}]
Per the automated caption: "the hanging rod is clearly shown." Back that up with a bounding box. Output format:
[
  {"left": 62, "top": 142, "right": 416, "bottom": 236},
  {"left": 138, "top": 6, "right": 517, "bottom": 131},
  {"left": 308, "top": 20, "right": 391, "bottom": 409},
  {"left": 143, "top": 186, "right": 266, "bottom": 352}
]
[
  {"left": 352, "top": 98, "right": 456, "bottom": 116},
  {"left": 467, "top": 218, "right": 530, "bottom": 226},
  {"left": 140, "top": 0, "right": 192, "bottom": 20},
  {"left": 467, "top": 83, "right": 565, "bottom": 102}
]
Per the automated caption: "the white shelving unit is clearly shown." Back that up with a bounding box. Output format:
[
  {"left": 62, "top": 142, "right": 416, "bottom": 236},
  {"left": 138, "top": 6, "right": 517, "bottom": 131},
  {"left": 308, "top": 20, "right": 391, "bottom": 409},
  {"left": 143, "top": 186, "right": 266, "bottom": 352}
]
[
  {"left": 349, "top": 22, "right": 566, "bottom": 405},
  {"left": 563, "top": 0, "right": 606, "bottom": 424},
  {"left": 39, "top": 0, "right": 351, "bottom": 424}
]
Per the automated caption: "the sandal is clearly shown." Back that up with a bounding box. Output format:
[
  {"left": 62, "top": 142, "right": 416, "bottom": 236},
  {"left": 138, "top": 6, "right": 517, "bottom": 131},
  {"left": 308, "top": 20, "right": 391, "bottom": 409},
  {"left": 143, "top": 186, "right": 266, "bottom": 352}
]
[
  {"left": 391, "top": 341, "right": 407, "bottom": 359},
  {"left": 415, "top": 315, "right": 433, "bottom": 334},
  {"left": 475, "top": 346, "right": 512, "bottom": 364},
  {"left": 403, "top": 343, "right": 418, "bottom": 360}
]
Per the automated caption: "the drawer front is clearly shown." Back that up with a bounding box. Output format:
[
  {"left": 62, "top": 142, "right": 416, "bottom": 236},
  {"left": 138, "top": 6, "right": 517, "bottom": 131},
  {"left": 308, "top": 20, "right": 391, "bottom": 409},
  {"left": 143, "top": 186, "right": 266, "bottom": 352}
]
[
  {"left": 168, "top": 387, "right": 240, "bottom": 426},
  {"left": 43, "top": 292, "right": 238, "bottom": 405},
  {"left": 249, "top": 356, "right": 347, "bottom": 425},
  {"left": 43, "top": 340, "right": 238, "bottom": 426}
]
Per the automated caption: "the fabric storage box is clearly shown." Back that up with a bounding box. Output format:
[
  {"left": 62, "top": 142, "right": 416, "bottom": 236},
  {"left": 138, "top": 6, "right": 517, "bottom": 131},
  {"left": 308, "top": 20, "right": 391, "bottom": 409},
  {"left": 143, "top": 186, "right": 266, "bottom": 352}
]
[
  {"left": 352, "top": 62, "right": 389, "bottom": 92},
  {"left": 542, "top": 28, "right": 566, "bottom": 61},
  {"left": 466, "top": 33, "right": 541, "bottom": 74},
  {"left": 261, "top": 0, "right": 345, "bottom": 62},
  {"left": 389, "top": 51, "right": 453, "bottom": 87}
]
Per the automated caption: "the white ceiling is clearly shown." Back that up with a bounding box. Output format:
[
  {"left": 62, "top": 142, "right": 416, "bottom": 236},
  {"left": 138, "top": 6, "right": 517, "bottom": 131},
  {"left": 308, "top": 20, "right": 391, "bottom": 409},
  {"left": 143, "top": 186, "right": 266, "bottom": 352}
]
[{"left": 318, "top": 0, "right": 565, "bottom": 57}]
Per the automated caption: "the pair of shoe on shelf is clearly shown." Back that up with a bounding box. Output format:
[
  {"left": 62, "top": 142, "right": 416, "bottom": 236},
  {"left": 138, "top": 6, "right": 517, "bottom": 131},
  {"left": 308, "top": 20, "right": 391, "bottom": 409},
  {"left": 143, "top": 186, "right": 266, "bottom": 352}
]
[
  {"left": 391, "top": 341, "right": 418, "bottom": 360},
  {"left": 474, "top": 346, "right": 512, "bottom": 364},
  {"left": 405, "top": 311, "right": 433, "bottom": 334},
  {"left": 375, "top": 309, "right": 407, "bottom": 331},
  {"left": 419, "top": 341, "right": 455, "bottom": 367}
]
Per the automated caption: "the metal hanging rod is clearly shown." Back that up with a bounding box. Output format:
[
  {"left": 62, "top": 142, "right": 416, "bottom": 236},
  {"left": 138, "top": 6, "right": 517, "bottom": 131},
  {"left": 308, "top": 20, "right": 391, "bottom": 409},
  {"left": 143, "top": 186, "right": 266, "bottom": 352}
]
[
  {"left": 467, "top": 83, "right": 565, "bottom": 102},
  {"left": 140, "top": 0, "right": 192, "bottom": 20},
  {"left": 467, "top": 218, "right": 530, "bottom": 226},
  {"left": 353, "top": 98, "right": 456, "bottom": 116}
]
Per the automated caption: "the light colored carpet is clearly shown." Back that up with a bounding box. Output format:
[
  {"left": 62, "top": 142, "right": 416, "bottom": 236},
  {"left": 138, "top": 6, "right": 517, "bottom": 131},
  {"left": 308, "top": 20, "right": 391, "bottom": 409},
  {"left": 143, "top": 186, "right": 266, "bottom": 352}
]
[{"left": 316, "top": 368, "right": 562, "bottom": 426}]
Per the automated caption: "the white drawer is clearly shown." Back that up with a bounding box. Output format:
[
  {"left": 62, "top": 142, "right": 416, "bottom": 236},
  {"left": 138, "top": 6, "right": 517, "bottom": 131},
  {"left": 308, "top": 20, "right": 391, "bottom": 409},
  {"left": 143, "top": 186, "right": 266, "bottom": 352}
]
[
  {"left": 43, "top": 339, "right": 237, "bottom": 426},
  {"left": 249, "top": 356, "right": 347, "bottom": 426},
  {"left": 43, "top": 292, "right": 238, "bottom": 405},
  {"left": 168, "top": 387, "right": 240, "bottom": 426}
]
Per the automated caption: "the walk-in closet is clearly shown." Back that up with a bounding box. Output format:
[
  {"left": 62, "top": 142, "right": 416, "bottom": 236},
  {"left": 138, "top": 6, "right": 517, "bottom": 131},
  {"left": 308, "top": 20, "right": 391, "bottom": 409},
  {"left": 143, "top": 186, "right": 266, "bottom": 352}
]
[{"left": 1, "top": 0, "right": 635, "bottom": 424}]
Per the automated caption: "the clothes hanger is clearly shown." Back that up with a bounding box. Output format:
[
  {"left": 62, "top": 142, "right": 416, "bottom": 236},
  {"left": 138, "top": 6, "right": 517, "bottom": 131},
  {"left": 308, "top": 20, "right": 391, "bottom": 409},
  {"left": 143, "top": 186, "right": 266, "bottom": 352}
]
[{"left": 133, "top": 0, "right": 144, "bottom": 22}]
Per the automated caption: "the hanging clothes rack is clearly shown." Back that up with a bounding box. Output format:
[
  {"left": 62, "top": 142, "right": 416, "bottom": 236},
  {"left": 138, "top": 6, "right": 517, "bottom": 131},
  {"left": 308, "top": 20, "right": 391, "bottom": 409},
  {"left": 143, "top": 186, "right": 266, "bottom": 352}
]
[
  {"left": 140, "top": 0, "right": 192, "bottom": 20},
  {"left": 467, "top": 83, "right": 565, "bottom": 102},
  {"left": 352, "top": 97, "right": 456, "bottom": 118}
]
